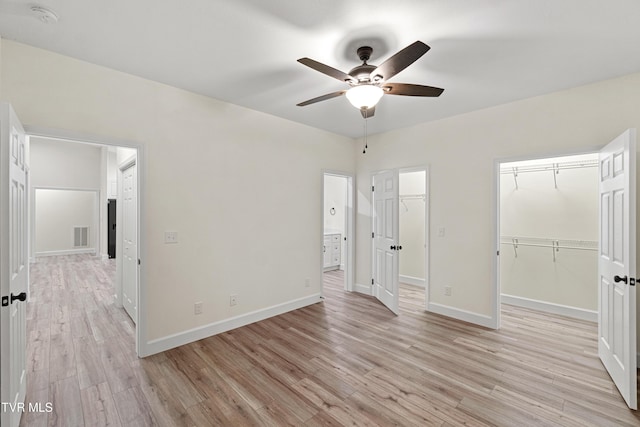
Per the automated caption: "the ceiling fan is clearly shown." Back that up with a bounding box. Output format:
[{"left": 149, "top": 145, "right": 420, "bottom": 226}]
[{"left": 296, "top": 41, "right": 444, "bottom": 118}]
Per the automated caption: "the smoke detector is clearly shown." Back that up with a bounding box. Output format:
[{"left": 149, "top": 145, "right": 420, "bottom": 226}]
[{"left": 30, "top": 5, "right": 58, "bottom": 24}]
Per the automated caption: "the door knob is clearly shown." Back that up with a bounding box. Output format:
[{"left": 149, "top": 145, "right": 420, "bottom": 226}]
[
  {"left": 614, "top": 275, "right": 628, "bottom": 284},
  {"left": 390, "top": 245, "right": 396, "bottom": 250},
  {"left": 10, "top": 292, "right": 26, "bottom": 304},
  {"left": 397, "top": 245, "right": 403, "bottom": 250}
]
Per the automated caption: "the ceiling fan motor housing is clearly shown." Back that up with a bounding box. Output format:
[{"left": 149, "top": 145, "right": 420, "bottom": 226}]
[{"left": 348, "top": 64, "right": 376, "bottom": 84}]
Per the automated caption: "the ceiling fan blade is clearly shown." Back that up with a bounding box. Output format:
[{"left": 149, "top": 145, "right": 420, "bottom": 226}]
[
  {"left": 297, "top": 90, "right": 347, "bottom": 106},
  {"left": 370, "top": 41, "right": 430, "bottom": 82},
  {"left": 360, "top": 106, "right": 375, "bottom": 119},
  {"left": 383, "top": 83, "right": 444, "bottom": 97},
  {"left": 297, "top": 58, "right": 354, "bottom": 83}
]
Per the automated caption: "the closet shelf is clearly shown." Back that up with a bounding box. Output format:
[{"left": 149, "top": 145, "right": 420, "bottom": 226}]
[
  {"left": 500, "top": 159, "right": 598, "bottom": 190},
  {"left": 500, "top": 236, "right": 597, "bottom": 261},
  {"left": 399, "top": 193, "right": 425, "bottom": 201}
]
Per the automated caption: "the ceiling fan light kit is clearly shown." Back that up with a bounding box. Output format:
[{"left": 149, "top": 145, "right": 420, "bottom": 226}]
[
  {"left": 296, "top": 40, "right": 444, "bottom": 119},
  {"left": 345, "top": 84, "right": 384, "bottom": 109}
]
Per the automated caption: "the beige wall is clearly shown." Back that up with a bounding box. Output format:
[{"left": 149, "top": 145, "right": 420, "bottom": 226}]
[
  {"left": 5, "top": 37, "right": 640, "bottom": 351},
  {"left": 1, "top": 40, "right": 356, "bottom": 348},
  {"left": 355, "top": 72, "right": 640, "bottom": 326}
]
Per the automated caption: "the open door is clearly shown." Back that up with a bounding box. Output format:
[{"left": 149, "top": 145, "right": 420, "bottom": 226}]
[
  {"left": 0, "top": 103, "right": 28, "bottom": 427},
  {"left": 373, "top": 170, "right": 400, "bottom": 314},
  {"left": 598, "top": 128, "right": 637, "bottom": 409}
]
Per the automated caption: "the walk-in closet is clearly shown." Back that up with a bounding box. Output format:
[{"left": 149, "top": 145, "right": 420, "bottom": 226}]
[{"left": 499, "top": 153, "right": 599, "bottom": 319}]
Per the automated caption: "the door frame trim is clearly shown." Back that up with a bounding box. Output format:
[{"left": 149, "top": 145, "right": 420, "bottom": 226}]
[
  {"left": 24, "top": 125, "right": 146, "bottom": 357},
  {"left": 492, "top": 146, "right": 601, "bottom": 329},
  {"left": 321, "top": 170, "right": 355, "bottom": 295}
]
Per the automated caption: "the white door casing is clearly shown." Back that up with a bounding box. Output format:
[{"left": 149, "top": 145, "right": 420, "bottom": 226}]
[
  {"left": 0, "top": 103, "right": 28, "bottom": 427},
  {"left": 598, "top": 128, "right": 637, "bottom": 409},
  {"left": 122, "top": 162, "right": 137, "bottom": 323},
  {"left": 373, "top": 170, "right": 399, "bottom": 315}
]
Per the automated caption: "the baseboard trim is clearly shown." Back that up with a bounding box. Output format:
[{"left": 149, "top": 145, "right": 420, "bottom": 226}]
[
  {"left": 399, "top": 275, "right": 425, "bottom": 288},
  {"left": 142, "top": 293, "right": 323, "bottom": 357},
  {"left": 354, "top": 282, "right": 373, "bottom": 296},
  {"left": 501, "top": 294, "right": 597, "bottom": 322},
  {"left": 35, "top": 248, "right": 97, "bottom": 257},
  {"left": 427, "top": 302, "right": 496, "bottom": 329}
]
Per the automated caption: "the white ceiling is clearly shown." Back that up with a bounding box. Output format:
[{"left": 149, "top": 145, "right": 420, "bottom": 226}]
[{"left": 1, "top": 0, "right": 640, "bottom": 138}]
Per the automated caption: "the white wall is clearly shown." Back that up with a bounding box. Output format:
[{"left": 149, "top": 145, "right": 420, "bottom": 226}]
[
  {"left": 30, "top": 137, "right": 102, "bottom": 258},
  {"left": 399, "top": 171, "right": 426, "bottom": 284},
  {"left": 107, "top": 148, "right": 118, "bottom": 198},
  {"left": 30, "top": 137, "right": 102, "bottom": 189},
  {"left": 354, "top": 71, "right": 640, "bottom": 328},
  {"left": 500, "top": 154, "right": 598, "bottom": 312},
  {"left": 35, "top": 189, "right": 97, "bottom": 255},
  {"left": 1, "top": 40, "right": 356, "bottom": 352}
]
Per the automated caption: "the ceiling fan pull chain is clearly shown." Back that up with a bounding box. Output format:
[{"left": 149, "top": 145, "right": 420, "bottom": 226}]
[{"left": 363, "top": 113, "right": 368, "bottom": 154}]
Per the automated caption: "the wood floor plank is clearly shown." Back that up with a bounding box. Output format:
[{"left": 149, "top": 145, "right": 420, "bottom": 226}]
[
  {"left": 48, "top": 376, "right": 84, "bottom": 427},
  {"left": 79, "top": 382, "right": 121, "bottom": 427},
  {"left": 112, "top": 386, "right": 155, "bottom": 426},
  {"left": 48, "top": 332, "right": 76, "bottom": 383},
  {"left": 22, "top": 259, "right": 640, "bottom": 427},
  {"left": 74, "top": 336, "right": 107, "bottom": 390}
]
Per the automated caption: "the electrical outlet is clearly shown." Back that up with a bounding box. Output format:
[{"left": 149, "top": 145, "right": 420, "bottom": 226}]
[
  {"left": 438, "top": 227, "right": 446, "bottom": 237},
  {"left": 194, "top": 302, "right": 203, "bottom": 315},
  {"left": 305, "top": 278, "right": 310, "bottom": 288},
  {"left": 164, "top": 231, "right": 178, "bottom": 244},
  {"left": 230, "top": 294, "right": 238, "bottom": 306},
  {"left": 444, "top": 286, "right": 452, "bottom": 296}
]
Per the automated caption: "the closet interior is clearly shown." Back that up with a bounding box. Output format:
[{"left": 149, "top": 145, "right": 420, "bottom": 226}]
[{"left": 499, "top": 153, "right": 599, "bottom": 319}]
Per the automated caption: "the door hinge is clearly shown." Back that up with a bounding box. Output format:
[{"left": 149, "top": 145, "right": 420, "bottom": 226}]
[
  {"left": 371, "top": 278, "right": 374, "bottom": 285},
  {"left": 372, "top": 232, "right": 374, "bottom": 238},
  {"left": 631, "top": 278, "right": 636, "bottom": 286},
  {"left": 138, "top": 259, "right": 141, "bottom": 265},
  {"left": 497, "top": 250, "right": 500, "bottom": 256},
  {"left": 1, "top": 296, "right": 8, "bottom": 307},
  {"left": 371, "top": 185, "right": 374, "bottom": 192}
]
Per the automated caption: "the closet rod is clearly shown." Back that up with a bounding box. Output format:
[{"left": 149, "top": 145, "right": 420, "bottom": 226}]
[
  {"left": 399, "top": 194, "right": 426, "bottom": 201},
  {"left": 499, "top": 159, "right": 598, "bottom": 175},
  {"left": 499, "top": 241, "right": 597, "bottom": 251},
  {"left": 500, "top": 236, "right": 597, "bottom": 261}
]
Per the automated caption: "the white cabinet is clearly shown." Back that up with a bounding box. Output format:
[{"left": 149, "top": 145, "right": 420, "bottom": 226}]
[{"left": 323, "top": 233, "right": 341, "bottom": 270}]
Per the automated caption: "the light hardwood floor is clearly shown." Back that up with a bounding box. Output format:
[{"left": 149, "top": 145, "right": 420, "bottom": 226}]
[{"left": 21, "top": 258, "right": 640, "bottom": 426}]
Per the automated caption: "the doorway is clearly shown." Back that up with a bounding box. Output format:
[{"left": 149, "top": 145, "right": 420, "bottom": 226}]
[
  {"left": 494, "top": 129, "right": 638, "bottom": 409},
  {"left": 399, "top": 168, "right": 428, "bottom": 312},
  {"left": 321, "top": 172, "right": 354, "bottom": 297},
  {"left": 498, "top": 152, "right": 599, "bottom": 320},
  {"left": 370, "top": 167, "right": 429, "bottom": 315},
  {"left": 25, "top": 130, "right": 143, "bottom": 356}
]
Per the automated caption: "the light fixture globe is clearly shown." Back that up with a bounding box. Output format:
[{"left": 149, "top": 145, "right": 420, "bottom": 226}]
[{"left": 345, "top": 85, "right": 383, "bottom": 110}]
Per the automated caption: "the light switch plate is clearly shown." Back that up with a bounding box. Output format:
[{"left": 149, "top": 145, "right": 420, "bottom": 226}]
[{"left": 164, "top": 231, "right": 178, "bottom": 244}]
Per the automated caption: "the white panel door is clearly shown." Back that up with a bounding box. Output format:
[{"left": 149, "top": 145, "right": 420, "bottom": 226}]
[
  {"left": 122, "top": 162, "right": 137, "bottom": 323},
  {"left": 373, "top": 170, "right": 399, "bottom": 314},
  {"left": 0, "top": 103, "right": 28, "bottom": 427},
  {"left": 598, "top": 129, "right": 637, "bottom": 409}
]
